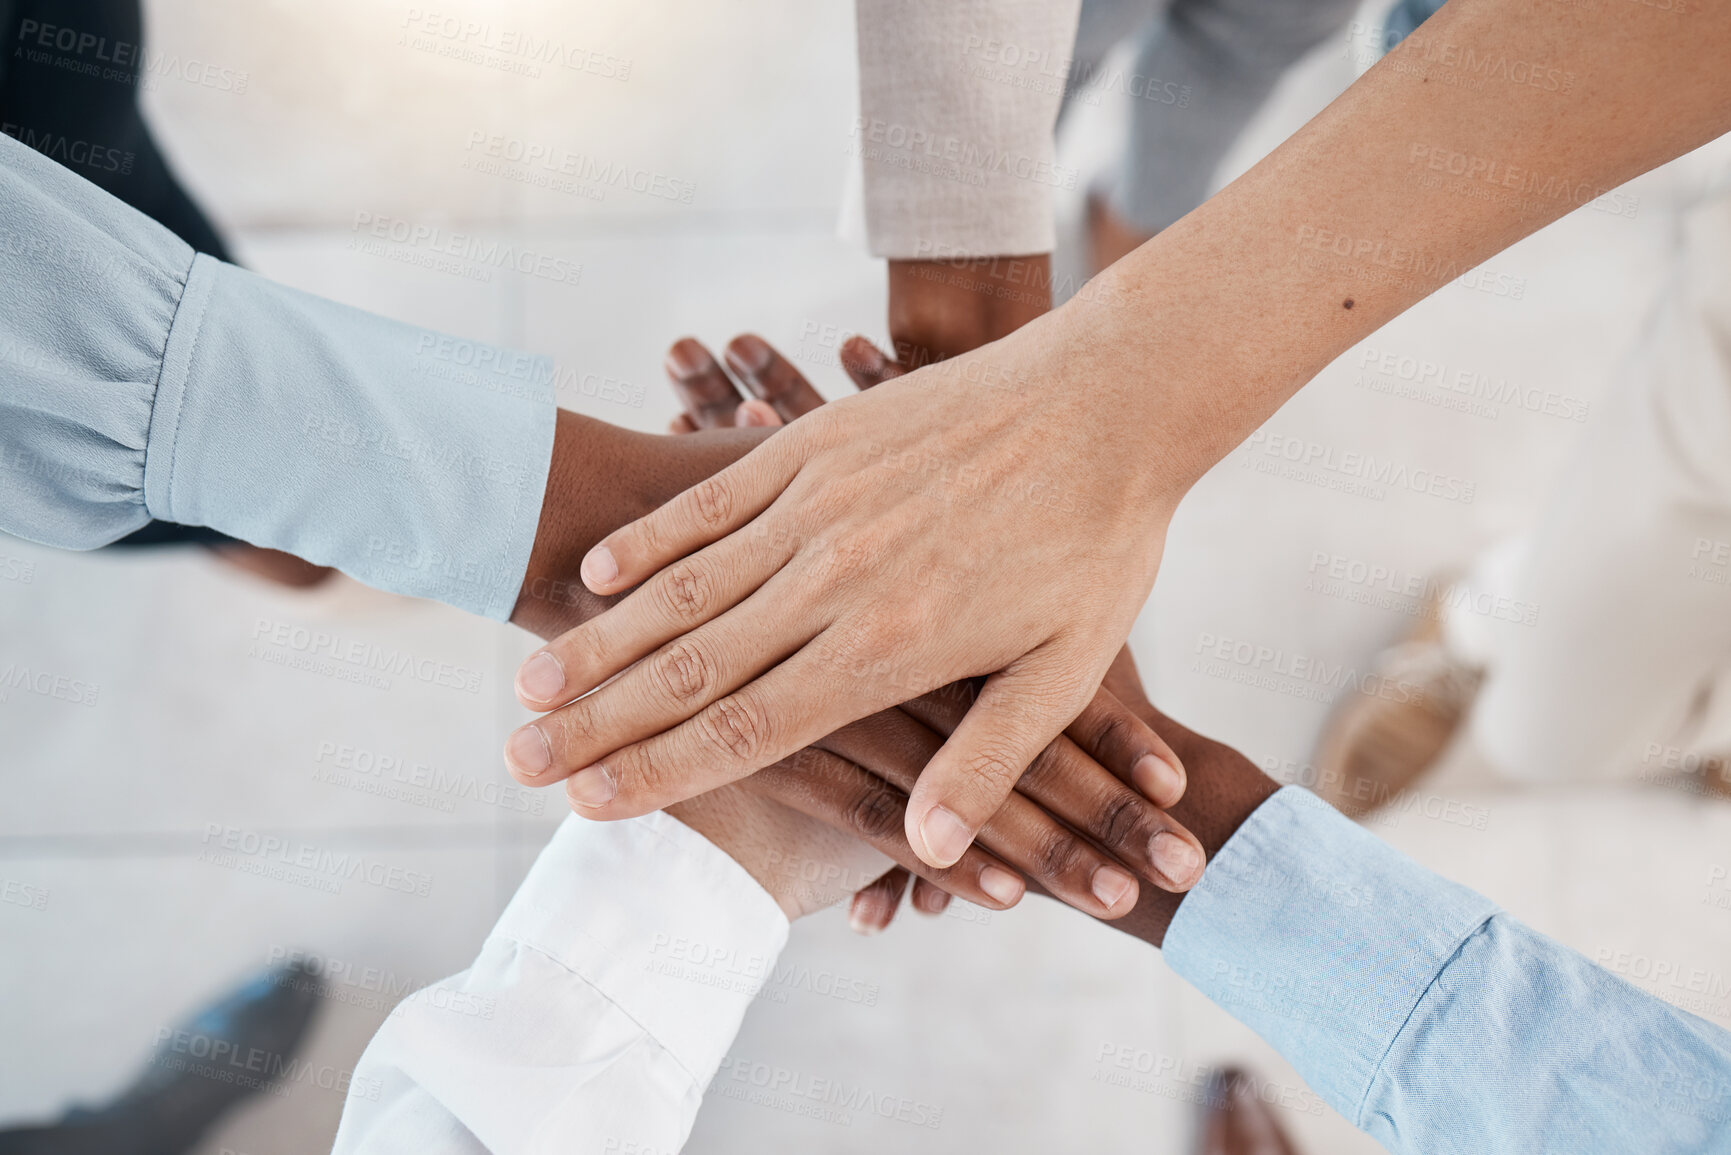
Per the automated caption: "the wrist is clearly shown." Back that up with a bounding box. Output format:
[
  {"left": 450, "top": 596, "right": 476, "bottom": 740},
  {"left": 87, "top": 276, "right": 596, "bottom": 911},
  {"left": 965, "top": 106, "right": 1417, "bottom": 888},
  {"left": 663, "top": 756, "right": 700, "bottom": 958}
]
[
  {"left": 1099, "top": 710, "right": 1280, "bottom": 948},
  {"left": 511, "top": 410, "right": 770, "bottom": 639},
  {"left": 887, "top": 253, "right": 1051, "bottom": 369}
]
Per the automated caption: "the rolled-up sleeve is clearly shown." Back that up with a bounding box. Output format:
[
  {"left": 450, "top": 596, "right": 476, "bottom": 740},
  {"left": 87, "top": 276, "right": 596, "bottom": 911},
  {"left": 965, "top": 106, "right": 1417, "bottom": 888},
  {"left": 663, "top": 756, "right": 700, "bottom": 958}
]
[
  {"left": 0, "top": 131, "right": 552, "bottom": 620},
  {"left": 855, "top": 0, "right": 1081, "bottom": 259}
]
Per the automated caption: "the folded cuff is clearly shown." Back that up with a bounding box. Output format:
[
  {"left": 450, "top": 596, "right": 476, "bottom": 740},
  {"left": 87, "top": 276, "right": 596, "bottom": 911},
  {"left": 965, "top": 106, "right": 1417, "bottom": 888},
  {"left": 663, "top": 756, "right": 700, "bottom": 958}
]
[
  {"left": 492, "top": 811, "right": 791, "bottom": 1088},
  {"left": 1164, "top": 786, "right": 1498, "bottom": 1119},
  {"left": 145, "top": 255, "right": 554, "bottom": 620}
]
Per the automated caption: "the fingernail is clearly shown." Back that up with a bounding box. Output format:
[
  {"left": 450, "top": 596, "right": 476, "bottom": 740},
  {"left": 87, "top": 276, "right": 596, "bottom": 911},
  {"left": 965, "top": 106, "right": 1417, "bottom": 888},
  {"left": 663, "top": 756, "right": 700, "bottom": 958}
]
[
  {"left": 1131, "top": 753, "right": 1184, "bottom": 801},
  {"left": 842, "top": 335, "right": 885, "bottom": 371},
  {"left": 665, "top": 339, "right": 706, "bottom": 377},
  {"left": 978, "top": 865, "right": 1023, "bottom": 907},
  {"left": 581, "top": 545, "right": 618, "bottom": 589},
  {"left": 566, "top": 764, "right": 617, "bottom": 809},
  {"left": 1151, "top": 832, "right": 1203, "bottom": 885},
  {"left": 1091, "top": 864, "right": 1137, "bottom": 911},
  {"left": 504, "top": 724, "right": 551, "bottom": 778},
  {"left": 726, "top": 334, "right": 772, "bottom": 374},
  {"left": 917, "top": 806, "right": 972, "bottom": 867},
  {"left": 515, "top": 651, "right": 565, "bottom": 703},
  {"left": 848, "top": 896, "right": 887, "bottom": 936},
  {"left": 736, "top": 400, "right": 775, "bottom": 428}
]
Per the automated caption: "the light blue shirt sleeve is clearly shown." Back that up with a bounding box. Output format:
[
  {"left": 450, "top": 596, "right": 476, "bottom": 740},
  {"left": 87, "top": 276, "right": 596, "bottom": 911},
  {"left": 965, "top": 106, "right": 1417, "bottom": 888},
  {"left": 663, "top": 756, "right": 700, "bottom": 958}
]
[
  {"left": 0, "top": 131, "right": 554, "bottom": 621},
  {"left": 1165, "top": 786, "right": 1731, "bottom": 1153}
]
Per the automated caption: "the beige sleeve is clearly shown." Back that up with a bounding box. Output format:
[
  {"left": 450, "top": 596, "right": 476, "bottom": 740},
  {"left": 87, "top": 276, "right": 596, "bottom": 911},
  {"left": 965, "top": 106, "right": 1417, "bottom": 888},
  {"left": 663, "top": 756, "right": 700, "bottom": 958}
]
[{"left": 854, "top": 0, "right": 1081, "bottom": 259}]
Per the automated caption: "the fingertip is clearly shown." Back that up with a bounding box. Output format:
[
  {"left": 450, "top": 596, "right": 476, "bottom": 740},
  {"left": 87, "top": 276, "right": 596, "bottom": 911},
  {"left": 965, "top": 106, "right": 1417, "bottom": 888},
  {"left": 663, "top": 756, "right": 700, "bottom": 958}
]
[
  {"left": 736, "top": 399, "right": 782, "bottom": 428},
  {"left": 1090, "top": 865, "right": 1138, "bottom": 917},
  {"left": 1131, "top": 752, "right": 1186, "bottom": 807},
  {"left": 976, "top": 865, "right": 1024, "bottom": 908},
  {"left": 665, "top": 337, "right": 709, "bottom": 379},
  {"left": 566, "top": 764, "right": 618, "bottom": 810},
  {"left": 580, "top": 544, "right": 620, "bottom": 592},
  {"left": 848, "top": 892, "right": 891, "bottom": 935},
  {"left": 515, "top": 650, "right": 566, "bottom": 707},
  {"left": 504, "top": 724, "right": 552, "bottom": 782},
  {"left": 1151, "top": 830, "right": 1206, "bottom": 891},
  {"left": 911, "top": 805, "right": 973, "bottom": 869},
  {"left": 724, "top": 333, "right": 773, "bottom": 376}
]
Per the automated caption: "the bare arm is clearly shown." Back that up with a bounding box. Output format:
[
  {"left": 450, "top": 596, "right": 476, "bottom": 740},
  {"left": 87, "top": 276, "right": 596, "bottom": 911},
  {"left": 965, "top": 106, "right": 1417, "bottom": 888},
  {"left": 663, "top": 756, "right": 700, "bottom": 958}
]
[{"left": 523, "top": 0, "right": 1731, "bottom": 874}]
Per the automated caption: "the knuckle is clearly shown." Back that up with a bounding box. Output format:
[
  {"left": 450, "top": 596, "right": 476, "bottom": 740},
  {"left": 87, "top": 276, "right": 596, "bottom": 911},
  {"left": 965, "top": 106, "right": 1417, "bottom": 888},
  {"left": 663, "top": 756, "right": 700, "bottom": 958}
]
[
  {"left": 1091, "top": 792, "right": 1148, "bottom": 850},
  {"left": 616, "top": 742, "right": 671, "bottom": 803},
  {"left": 654, "top": 560, "right": 715, "bottom": 624},
  {"left": 1083, "top": 712, "right": 1136, "bottom": 761},
  {"left": 1033, "top": 828, "right": 1087, "bottom": 882},
  {"left": 965, "top": 748, "right": 1026, "bottom": 796},
  {"left": 845, "top": 785, "right": 905, "bottom": 843},
  {"left": 1016, "top": 741, "right": 1064, "bottom": 788},
  {"left": 545, "top": 701, "right": 603, "bottom": 758},
  {"left": 689, "top": 476, "right": 734, "bottom": 530},
  {"left": 696, "top": 692, "right": 771, "bottom": 763},
  {"left": 651, "top": 640, "right": 714, "bottom": 703}
]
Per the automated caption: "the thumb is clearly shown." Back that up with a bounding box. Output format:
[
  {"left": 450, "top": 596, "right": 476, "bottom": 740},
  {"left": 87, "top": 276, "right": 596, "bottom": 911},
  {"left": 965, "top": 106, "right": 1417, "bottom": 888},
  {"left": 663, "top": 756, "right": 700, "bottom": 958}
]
[{"left": 904, "top": 649, "right": 1091, "bottom": 869}]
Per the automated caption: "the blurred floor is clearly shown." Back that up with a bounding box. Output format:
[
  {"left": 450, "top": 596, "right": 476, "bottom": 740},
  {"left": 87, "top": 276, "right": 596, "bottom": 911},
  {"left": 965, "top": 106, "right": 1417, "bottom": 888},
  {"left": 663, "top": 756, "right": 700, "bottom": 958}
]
[{"left": 2, "top": 3, "right": 1730, "bottom": 1155}]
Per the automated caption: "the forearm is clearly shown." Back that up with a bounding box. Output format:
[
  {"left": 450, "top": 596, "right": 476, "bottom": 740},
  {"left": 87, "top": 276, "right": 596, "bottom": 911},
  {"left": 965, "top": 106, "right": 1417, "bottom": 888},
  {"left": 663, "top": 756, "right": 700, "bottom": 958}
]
[{"left": 1066, "top": 0, "right": 1731, "bottom": 490}]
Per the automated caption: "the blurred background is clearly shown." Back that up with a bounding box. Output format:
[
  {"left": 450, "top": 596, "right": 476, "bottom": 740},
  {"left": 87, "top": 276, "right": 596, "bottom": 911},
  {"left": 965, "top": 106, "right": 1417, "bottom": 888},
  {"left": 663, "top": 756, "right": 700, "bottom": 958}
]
[{"left": 3, "top": 2, "right": 1730, "bottom": 1152}]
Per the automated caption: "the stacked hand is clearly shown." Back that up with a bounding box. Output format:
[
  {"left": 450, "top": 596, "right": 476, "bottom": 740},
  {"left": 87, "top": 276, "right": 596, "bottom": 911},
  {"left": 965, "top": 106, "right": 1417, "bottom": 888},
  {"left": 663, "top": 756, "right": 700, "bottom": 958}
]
[{"left": 653, "top": 330, "right": 1206, "bottom": 930}]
